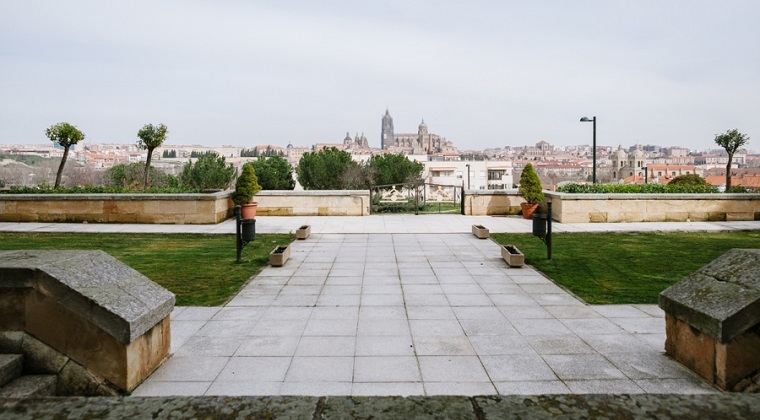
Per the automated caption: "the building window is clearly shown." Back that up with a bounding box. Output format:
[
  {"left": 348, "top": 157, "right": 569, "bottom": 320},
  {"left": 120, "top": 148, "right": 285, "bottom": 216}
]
[{"left": 456, "top": 171, "right": 463, "bottom": 179}]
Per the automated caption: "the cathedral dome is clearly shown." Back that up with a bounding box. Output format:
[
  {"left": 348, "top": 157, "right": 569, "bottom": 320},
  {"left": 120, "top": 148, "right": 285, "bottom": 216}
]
[{"left": 419, "top": 119, "right": 427, "bottom": 129}]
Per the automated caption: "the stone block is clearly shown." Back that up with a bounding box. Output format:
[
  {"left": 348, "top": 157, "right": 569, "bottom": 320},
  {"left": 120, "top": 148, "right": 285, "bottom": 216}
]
[
  {"left": 660, "top": 249, "right": 760, "bottom": 343},
  {"left": 0, "top": 250, "right": 174, "bottom": 392},
  {"left": 660, "top": 249, "right": 760, "bottom": 390}
]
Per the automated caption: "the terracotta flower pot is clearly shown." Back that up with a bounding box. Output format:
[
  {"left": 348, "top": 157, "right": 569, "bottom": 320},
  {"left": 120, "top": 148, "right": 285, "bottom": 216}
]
[
  {"left": 241, "top": 202, "right": 258, "bottom": 219},
  {"left": 520, "top": 203, "right": 539, "bottom": 219}
]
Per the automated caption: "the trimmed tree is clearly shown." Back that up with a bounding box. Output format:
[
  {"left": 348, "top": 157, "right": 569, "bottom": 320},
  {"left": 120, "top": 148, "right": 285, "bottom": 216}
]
[
  {"left": 45, "top": 122, "right": 85, "bottom": 188},
  {"left": 251, "top": 156, "right": 295, "bottom": 190},
  {"left": 518, "top": 163, "right": 544, "bottom": 204},
  {"left": 231, "top": 163, "right": 262, "bottom": 206},
  {"left": 136, "top": 123, "right": 168, "bottom": 189},
  {"left": 714, "top": 129, "right": 749, "bottom": 191}
]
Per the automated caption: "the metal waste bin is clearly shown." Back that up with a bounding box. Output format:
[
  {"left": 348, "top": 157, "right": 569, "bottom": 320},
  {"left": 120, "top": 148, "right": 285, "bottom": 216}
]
[
  {"left": 532, "top": 213, "right": 547, "bottom": 237},
  {"left": 241, "top": 218, "right": 256, "bottom": 242}
]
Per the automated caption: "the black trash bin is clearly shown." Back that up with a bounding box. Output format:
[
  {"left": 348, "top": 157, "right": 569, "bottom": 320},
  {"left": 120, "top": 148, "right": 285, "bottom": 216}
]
[
  {"left": 532, "top": 213, "right": 547, "bottom": 237},
  {"left": 241, "top": 218, "right": 256, "bottom": 242}
]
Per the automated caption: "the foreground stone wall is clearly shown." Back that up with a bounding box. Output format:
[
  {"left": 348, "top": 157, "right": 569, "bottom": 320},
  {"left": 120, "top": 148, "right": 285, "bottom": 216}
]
[
  {"left": 0, "top": 192, "right": 232, "bottom": 224},
  {"left": 0, "top": 250, "right": 175, "bottom": 393},
  {"left": 255, "top": 190, "right": 370, "bottom": 216},
  {"left": 546, "top": 192, "right": 760, "bottom": 223}
]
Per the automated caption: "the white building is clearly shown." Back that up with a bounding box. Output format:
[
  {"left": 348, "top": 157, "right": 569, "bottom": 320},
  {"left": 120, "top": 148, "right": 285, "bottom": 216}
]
[{"left": 424, "top": 160, "right": 513, "bottom": 190}]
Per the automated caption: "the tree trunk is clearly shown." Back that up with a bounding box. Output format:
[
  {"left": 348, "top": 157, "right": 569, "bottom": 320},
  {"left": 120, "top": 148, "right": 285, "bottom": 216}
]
[
  {"left": 54, "top": 146, "right": 70, "bottom": 188},
  {"left": 725, "top": 153, "right": 733, "bottom": 191},
  {"left": 143, "top": 148, "right": 153, "bottom": 190}
]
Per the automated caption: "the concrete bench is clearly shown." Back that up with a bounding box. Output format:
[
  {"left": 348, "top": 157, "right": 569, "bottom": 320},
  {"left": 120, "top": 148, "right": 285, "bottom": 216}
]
[{"left": 0, "top": 250, "right": 174, "bottom": 392}]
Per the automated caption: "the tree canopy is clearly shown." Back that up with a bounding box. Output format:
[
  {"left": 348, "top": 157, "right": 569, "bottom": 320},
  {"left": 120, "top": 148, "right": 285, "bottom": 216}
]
[
  {"left": 45, "top": 122, "right": 85, "bottom": 188},
  {"left": 251, "top": 156, "right": 295, "bottom": 190},
  {"left": 136, "top": 123, "right": 168, "bottom": 189},
  {"left": 296, "top": 147, "right": 356, "bottom": 190},
  {"left": 714, "top": 129, "right": 749, "bottom": 190},
  {"left": 368, "top": 153, "right": 424, "bottom": 186},
  {"left": 179, "top": 152, "right": 235, "bottom": 191}
]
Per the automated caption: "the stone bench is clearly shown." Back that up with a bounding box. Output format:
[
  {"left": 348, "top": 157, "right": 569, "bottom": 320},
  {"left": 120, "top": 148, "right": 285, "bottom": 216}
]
[
  {"left": 659, "top": 249, "right": 760, "bottom": 390},
  {"left": 0, "top": 250, "right": 174, "bottom": 393}
]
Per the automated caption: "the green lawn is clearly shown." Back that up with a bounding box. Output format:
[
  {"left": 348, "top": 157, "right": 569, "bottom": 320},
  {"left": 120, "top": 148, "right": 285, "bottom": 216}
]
[
  {"left": 0, "top": 232, "right": 293, "bottom": 306},
  {"left": 491, "top": 231, "right": 760, "bottom": 304}
]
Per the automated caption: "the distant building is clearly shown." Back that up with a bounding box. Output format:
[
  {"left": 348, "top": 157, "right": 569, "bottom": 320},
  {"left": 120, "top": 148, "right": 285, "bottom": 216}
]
[{"left": 380, "top": 109, "right": 456, "bottom": 155}]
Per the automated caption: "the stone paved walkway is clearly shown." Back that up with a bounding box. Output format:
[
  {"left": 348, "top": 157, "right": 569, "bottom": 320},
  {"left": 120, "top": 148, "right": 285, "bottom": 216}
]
[{"left": 4, "top": 216, "right": 758, "bottom": 396}]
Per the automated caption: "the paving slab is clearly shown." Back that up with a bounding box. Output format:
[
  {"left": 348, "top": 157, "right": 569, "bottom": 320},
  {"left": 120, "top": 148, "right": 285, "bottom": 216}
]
[{"left": 5, "top": 216, "right": 757, "bottom": 397}]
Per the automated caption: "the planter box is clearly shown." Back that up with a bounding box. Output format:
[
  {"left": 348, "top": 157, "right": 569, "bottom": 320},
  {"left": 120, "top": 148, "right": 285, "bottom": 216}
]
[
  {"left": 296, "top": 225, "right": 311, "bottom": 240},
  {"left": 472, "top": 224, "right": 489, "bottom": 239},
  {"left": 501, "top": 245, "right": 524, "bottom": 268},
  {"left": 269, "top": 245, "right": 291, "bottom": 267}
]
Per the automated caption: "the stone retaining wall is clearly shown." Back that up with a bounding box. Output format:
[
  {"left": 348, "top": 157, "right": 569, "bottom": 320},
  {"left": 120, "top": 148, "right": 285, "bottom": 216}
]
[
  {"left": 546, "top": 192, "right": 760, "bottom": 223},
  {"left": 0, "top": 192, "right": 231, "bottom": 224},
  {"left": 255, "top": 190, "right": 370, "bottom": 216},
  {"left": 464, "top": 190, "right": 524, "bottom": 216}
]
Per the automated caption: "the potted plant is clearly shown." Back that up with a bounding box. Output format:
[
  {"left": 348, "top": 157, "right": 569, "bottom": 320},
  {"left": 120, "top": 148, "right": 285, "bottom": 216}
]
[
  {"left": 231, "top": 163, "right": 262, "bottom": 219},
  {"left": 518, "top": 163, "right": 544, "bottom": 219}
]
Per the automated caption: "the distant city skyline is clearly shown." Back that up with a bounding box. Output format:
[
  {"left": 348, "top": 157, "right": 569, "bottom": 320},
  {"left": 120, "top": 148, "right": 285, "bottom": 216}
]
[{"left": 1, "top": 1, "right": 758, "bottom": 150}]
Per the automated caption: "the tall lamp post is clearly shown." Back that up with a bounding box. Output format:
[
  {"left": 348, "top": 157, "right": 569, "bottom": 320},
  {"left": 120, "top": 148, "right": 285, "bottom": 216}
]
[{"left": 580, "top": 116, "right": 597, "bottom": 184}]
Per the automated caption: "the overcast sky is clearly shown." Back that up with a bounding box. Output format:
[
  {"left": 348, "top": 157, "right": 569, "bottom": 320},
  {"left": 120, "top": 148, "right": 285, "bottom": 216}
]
[{"left": 1, "top": 1, "right": 758, "bottom": 151}]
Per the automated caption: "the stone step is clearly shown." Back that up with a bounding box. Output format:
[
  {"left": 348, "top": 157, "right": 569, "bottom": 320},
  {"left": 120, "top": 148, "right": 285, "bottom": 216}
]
[
  {"left": 0, "top": 354, "right": 23, "bottom": 388},
  {"left": 0, "top": 375, "right": 57, "bottom": 398}
]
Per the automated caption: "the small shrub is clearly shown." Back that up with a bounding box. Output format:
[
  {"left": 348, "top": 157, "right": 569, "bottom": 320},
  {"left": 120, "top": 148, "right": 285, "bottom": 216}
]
[
  {"left": 726, "top": 185, "right": 750, "bottom": 193},
  {"left": 105, "top": 162, "right": 177, "bottom": 189},
  {"left": 518, "top": 163, "right": 544, "bottom": 204},
  {"left": 668, "top": 174, "right": 709, "bottom": 187},
  {"left": 231, "top": 163, "right": 262, "bottom": 205}
]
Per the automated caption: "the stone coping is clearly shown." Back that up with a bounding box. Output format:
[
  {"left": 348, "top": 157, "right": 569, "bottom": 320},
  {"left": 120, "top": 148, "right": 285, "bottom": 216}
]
[
  {"left": 257, "top": 190, "right": 368, "bottom": 197},
  {"left": 659, "top": 248, "right": 760, "bottom": 343},
  {"left": 0, "top": 250, "right": 175, "bottom": 344},
  {"left": 1, "top": 395, "right": 759, "bottom": 418},
  {"left": 0, "top": 191, "right": 230, "bottom": 201}
]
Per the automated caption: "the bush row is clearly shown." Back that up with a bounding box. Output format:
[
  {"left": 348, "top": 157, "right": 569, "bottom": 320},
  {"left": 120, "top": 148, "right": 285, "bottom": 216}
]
[{"left": 556, "top": 183, "right": 755, "bottom": 194}]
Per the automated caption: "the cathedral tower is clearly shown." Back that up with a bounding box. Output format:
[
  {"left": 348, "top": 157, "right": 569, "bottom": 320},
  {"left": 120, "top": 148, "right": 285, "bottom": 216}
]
[{"left": 381, "top": 109, "right": 394, "bottom": 149}]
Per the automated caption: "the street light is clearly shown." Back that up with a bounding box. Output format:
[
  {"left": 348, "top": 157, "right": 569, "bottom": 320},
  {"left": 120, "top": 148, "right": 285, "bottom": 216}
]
[
  {"left": 580, "top": 116, "right": 597, "bottom": 184},
  {"left": 465, "top": 164, "right": 471, "bottom": 189}
]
